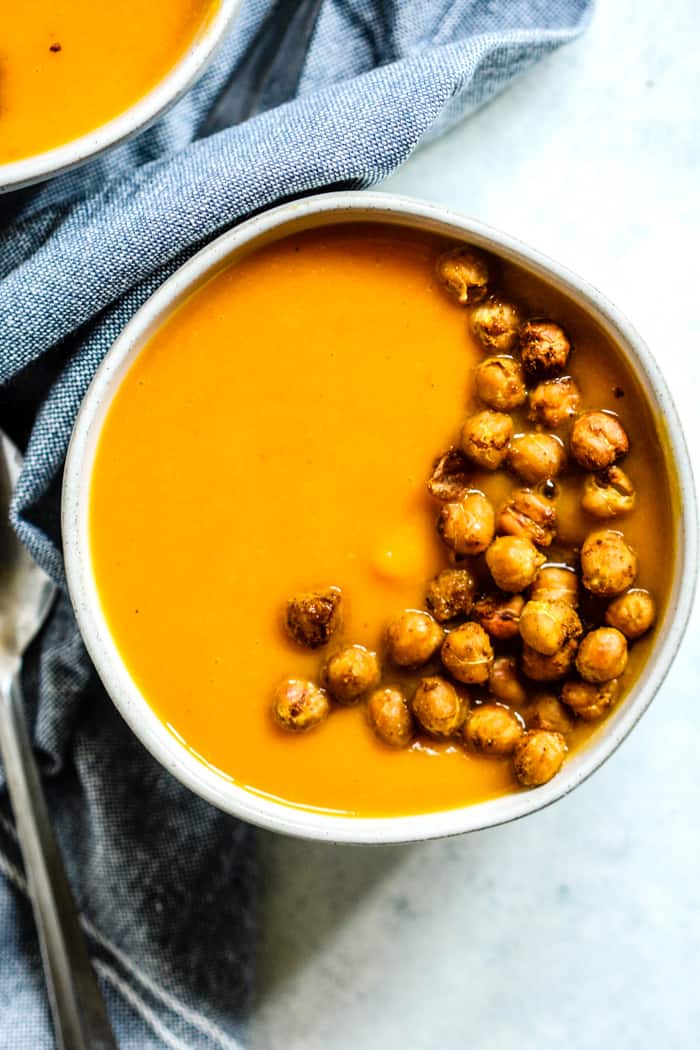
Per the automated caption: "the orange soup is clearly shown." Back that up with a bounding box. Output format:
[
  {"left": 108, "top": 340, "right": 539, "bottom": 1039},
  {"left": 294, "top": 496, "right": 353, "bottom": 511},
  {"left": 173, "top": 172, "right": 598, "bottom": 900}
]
[
  {"left": 0, "top": 0, "right": 218, "bottom": 164},
  {"left": 90, "top": 224, "right": 673, "bottom": 817}
]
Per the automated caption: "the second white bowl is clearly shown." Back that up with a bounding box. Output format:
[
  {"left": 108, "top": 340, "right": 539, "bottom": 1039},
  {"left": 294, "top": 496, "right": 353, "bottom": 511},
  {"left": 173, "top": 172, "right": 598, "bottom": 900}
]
[{"left": 0, "top": 0, "right": 241, "bottom": 193}]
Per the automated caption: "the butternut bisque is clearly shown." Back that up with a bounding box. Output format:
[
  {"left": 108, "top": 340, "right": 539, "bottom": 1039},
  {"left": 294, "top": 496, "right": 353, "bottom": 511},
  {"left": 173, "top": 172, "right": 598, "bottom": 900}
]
[
  {"left": 90, "top": 225, "right": 673, "bottom": 817},
  {"left": 0, "top": 0, "right": 218, "bottom": 164}
]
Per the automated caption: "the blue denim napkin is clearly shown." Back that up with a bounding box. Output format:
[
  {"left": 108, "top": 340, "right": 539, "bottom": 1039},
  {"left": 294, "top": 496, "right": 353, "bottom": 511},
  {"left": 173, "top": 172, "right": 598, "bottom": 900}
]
[{"left": 0, "top": 1, "right": 591, "bottom": 1045}]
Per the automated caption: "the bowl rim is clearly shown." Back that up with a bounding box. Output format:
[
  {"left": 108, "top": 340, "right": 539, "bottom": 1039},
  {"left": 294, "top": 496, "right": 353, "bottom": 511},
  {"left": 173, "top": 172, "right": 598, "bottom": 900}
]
[
  {"left": 62, "top": 190, "right": 699, "bottom": 844},
  {"left": 0, "top": 0, "right": 241, "bottom": 193}
]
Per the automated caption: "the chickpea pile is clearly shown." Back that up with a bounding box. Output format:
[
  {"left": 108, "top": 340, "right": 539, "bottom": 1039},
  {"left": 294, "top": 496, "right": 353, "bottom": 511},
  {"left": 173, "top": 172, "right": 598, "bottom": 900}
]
[{"left": 271, "top": 244, "right": 657, "bottom": 793}]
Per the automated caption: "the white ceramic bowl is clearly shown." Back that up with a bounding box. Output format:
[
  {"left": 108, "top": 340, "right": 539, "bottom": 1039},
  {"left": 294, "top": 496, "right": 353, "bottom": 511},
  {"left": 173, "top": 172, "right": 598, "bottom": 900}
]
[
  {"left": 62, "top": 192, "right": 698, "bottom": 844},
  {"left": 0, "top": 0, "right": 241, "bottom": 193}
]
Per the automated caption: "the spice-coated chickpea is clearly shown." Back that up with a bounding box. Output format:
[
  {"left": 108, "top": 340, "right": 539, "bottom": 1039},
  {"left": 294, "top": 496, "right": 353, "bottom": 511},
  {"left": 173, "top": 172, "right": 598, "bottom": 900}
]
[
  {"left": 437, "top": 491, "right": 495, "bottom": 557},
  {"left": 412, "top": 676, "right": 467, "bottom": 738},
  {"left": 273, "top": 679, "right": 330, "bottom": 732},
  {"left": 497, "top": 488, "right": 557, "bottom": 547},
  {"left": 436, "top": 246, "right": 489, "bottom": 305},
  {"left": 285, "top": 587, "right": 342, "bottom": 649},
  {"left": 367, "top": 687, "right": 414, "bottom": 748},
  {"left": 385, "top": 610, "right": 444, "bottom": 667},
  {"left": 427, "top": 447, "right": 471, "bottom": 503},
  {"left": 605, "top": 589, "right": 656, "bottom": 639},
  {"left": 425, "top": 568, "right": 476, "bottom": 623},
  {"left": 465, "top": 703, "right": 524, "bottom": 756},
  {"left": 581, "top": 529, "right": 637, "bottom": 597},
  {"left": 526, "top": 694, "right": 575, "bottom": 736},
  {"left": 528, "top": 377, "right": 581, "bottom": 428},
  {"left": 571, "top": 411, "right": 629, "bottom": 471},
  {"left": 561, "top": 679, "right": 619, "bottom": 721},
  {"left": 530, "top": 565, "right": 579, "bottom": 608},
  {"left": 441, "top": 622, "right": 494, "bottom": 685},
  {"left": 519, "top": 599, "right": 582, "bottom": 657},
  {"left": 485, "top": 536, "right": 546, "bottom": 592},
  {"left": 513, "top": 730, "right": 567, "bottom": 786},
  {"left": 581, "top": 465, "right": 636, "bottom": 519},
  {"left": 508, "top": 432, "right": 565, "bottom": 484},
  {"left": 576, "top": 627, "right": 628, "bottom": 683},
  {"left": 460, "top": 410, "right": 513, "bottom": 470},
  {"left": 474, "top": 355, "right": 527, "bottom": 411},
  {"left": 472, "top": 593, "right": 525, "bottom": 640},
  {"left": 489, "top": 655, "right": 527, "bottom": 706},
  {"left": 323, "top": 645, "right": 381, "bottom": 704},
  {"left": 470, "top": 298, "right": 523, "bottom": 354},
  {"left": 519, "top": 320, "right": 571, "bottom": 378},
  {"left": 521, "top": 638, "right": 578, "bottom": 682}
]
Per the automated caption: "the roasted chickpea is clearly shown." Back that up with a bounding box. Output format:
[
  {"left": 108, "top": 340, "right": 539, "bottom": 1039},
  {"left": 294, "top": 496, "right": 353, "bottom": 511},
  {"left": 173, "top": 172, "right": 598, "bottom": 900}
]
[
  {"left": 561, "top": 679, "right": 619, "bottom": 721},
  {"left": 472, "top": 593, "right": 525, "bottom": 640},
  {"left": 385, "top": 610, "right": 444, "bottom": 667},
  {"left": 470, "top": 298, "right": 523, "bottom": 354},
  {"left": 285, "top": 587, "right": 342, "bottom": 649},
  {"left": 441, "top": 622, "right": 493, "bottom": 685},
  {"left": 605, "top": 589, "right": 656, "bottom": 639},
  {"left": 425, "top": 568, "right": 476, "bottom": 623},
  {"left": 465, "top": 703, "right": 523, "bottom": 756},
  {"left": 571, "top": 411, "right": 629, "bottom": 471},
  {"left": 519, "top": 599, "right": 582, "bottom": 657},
  {"left": 581, "top": 529, "right": 637, "bottom": 597},
  {"left": 474, "top": 356, "right": 527, "bottom": 412},
  {"left": 530, "top": 565, "right": 579, "bottom": 607},
  {"left": 412, "top": 676, "right": 467, "bottom": 738},
  {"left": 437, "top": 491, "right": 495, "bottom": 557},
  {"left": 581, "top": 466, "right": 636, "bottom": 519},
  {"left": 528, "top": 377, "right": 581, "bottom": 428},
  {"left": 508, "top": 432, "right": 565, "bottom": 484},
  {"left": 436, "top": 246, "right": 489, "bottom": 305},
  {"left": 576, "top": 627, "right": 628, "bottom": 683},
  {"left": 368, "top": 687, "right": 414, "bottom": 748},
  {"left": 323, "top": 645, "right": 380, "bottom": 704},
  {"left": 485, "top": 536, "right": 545, "bottom": 593},
  {"left": 526, "top": 694, "right": 575, "bottom": 735},
  {"left": 427, "top": 447, "right": 471, "bottom": 502},
  {"left": 513, "top": 730, "right": 567, "bottom": 786},
  {"left": 489, "top": 656, "right": 527, "bottom": 706},
  {"left": 273, "top": 679, "right": 330, "bottom": 732},
  {"left": 519, "top": 320, "right": 571, "bottom": 378},
  {"left": 521, "top": 638, "right": 577, "bottom": 682},
  {"left": 460, "top": 410, "right": 513, "bottom": 470},
  {"left": 497, "top": 488, "right": 557, "bottom": 547}
]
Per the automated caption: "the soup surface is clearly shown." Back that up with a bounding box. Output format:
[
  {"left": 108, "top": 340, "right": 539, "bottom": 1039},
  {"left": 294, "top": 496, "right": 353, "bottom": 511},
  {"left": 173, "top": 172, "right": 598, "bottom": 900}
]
[
  {"left": 90, "top": 224, "right": 673, "bottom": 817},
  {"left": 0, "top": 0, "right": 217, "bottom": 164}
]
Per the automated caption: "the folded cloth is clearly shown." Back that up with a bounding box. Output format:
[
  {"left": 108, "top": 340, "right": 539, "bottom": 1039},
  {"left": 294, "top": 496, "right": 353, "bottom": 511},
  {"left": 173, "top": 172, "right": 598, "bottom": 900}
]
[{"left": 0, "top": 1, "right": 591, "bottom": 1045}]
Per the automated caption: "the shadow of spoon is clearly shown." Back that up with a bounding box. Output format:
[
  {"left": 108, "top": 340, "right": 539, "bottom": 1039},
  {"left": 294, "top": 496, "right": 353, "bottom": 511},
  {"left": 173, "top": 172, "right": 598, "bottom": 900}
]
[{"left": 199, "top": 0, "right": 325, "bottom": 135}]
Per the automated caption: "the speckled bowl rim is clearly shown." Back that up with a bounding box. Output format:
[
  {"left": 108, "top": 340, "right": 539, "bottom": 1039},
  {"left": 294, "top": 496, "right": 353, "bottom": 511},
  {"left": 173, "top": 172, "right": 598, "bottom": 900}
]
[
  {"left": 62, "top": 191, "right": 698, "bottom": 844},
  {"left": 0, "top": 0, "right": 241, "bottom": 193}
]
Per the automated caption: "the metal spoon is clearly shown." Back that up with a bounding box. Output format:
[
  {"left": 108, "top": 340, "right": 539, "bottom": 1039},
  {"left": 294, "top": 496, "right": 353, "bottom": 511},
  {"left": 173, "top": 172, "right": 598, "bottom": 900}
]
[{"left": 0, "top": 430, "right": 116, "bottom": 1049}]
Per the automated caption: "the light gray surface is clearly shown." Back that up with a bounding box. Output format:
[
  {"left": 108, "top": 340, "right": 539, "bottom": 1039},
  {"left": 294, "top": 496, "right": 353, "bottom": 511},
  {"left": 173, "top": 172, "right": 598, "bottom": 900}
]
[{"left": 252, "top": 3, "right": 700, "bottom": 1048}]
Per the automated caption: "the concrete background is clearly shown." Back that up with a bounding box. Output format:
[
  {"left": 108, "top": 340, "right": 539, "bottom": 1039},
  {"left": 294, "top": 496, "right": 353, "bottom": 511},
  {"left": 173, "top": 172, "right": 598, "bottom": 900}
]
[{"left": 252, "top": 3, "right": 700, "bottom": 1047}]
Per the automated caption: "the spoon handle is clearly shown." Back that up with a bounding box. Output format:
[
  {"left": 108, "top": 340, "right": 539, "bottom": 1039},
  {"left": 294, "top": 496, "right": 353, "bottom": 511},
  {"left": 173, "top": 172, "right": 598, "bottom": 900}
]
[{"left": 0, "top": 673, "right": 117, "bottom": 1050}]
